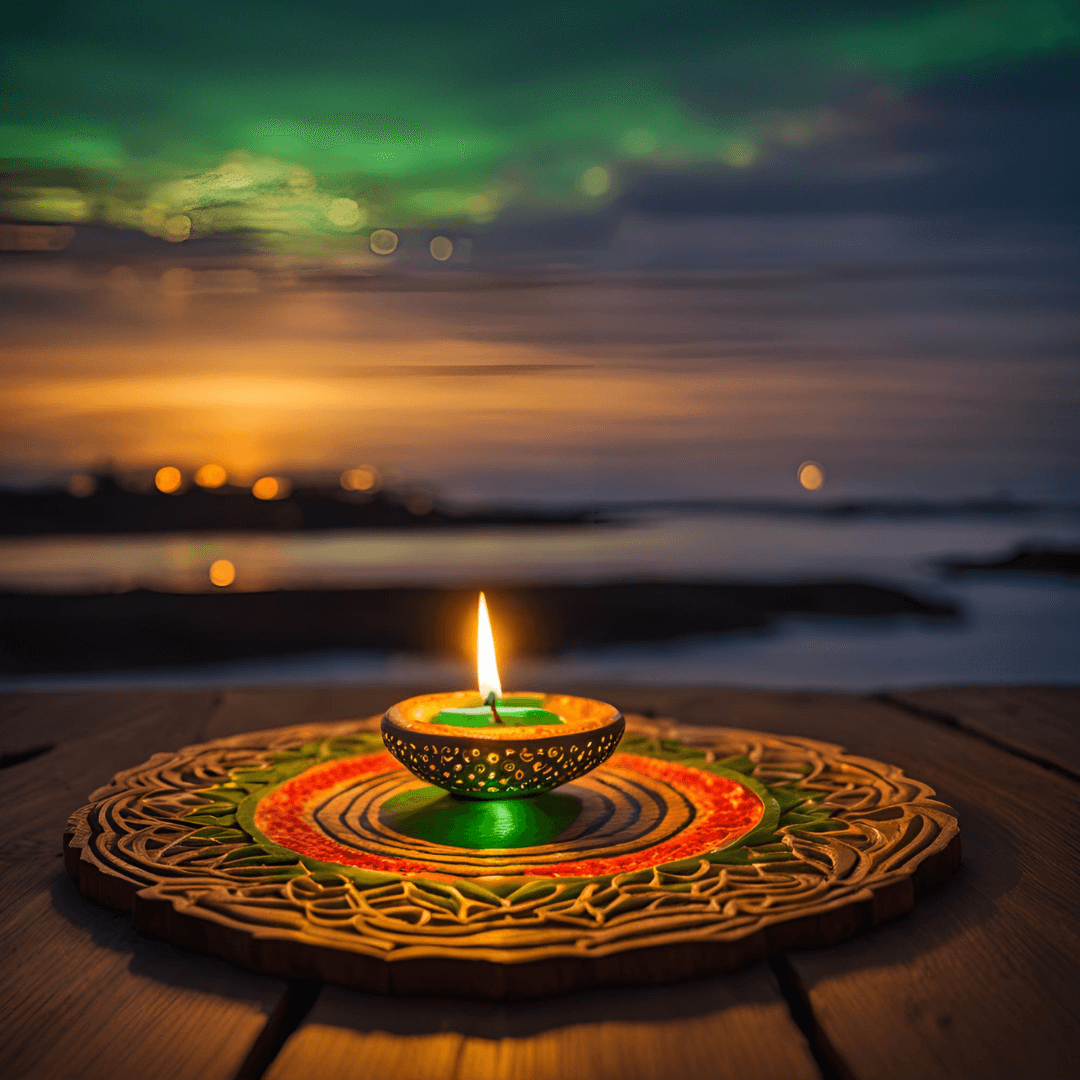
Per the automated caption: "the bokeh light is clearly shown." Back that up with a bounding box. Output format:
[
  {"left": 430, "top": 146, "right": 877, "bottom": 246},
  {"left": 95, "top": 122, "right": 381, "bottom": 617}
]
[
  {"left": 252, "top": 476, "right": 279, "bottom": 500},
  {"left": 622, "top": 129, "right": 658, "bottom": 156},
  {"left": 340, "top": 466, "right": 379, "bottom": 492},
  {"left": 579, "top": 166, "right": 611, "bottom": 197},
  {"left": 163, "top": 214, "right": 191, "bottom": 242},
  {"left": 155, "top": 466, "right": 183, "bottom": 493},
  {"left": 721, "top": 140, "right": 758, "bottom": 168},
  {"left": 0, "top": 187, "right": 89, "bottom": 223},
  {"left": 429, "top": 236, "right": 454, "bottom": 261},
  {"left": 369, "top": 229, "right": 399, "bottom": 255},
  {"left": 66, "top": 473, "right": 97, "bottom": 498},
  {"left": 327, "top": 198, "right": 364, "bottom": 228},
  {"left": 194, "top": 463, "right": 228, "bottom": 488},
  {"left": 208, "top": 559, "right": 236, "bottom": 587},
  {"left": 466, "top": 194, "right": 496, "bottom": 222},
  {"left": 798, "top": 461, "right": 825, "bottom": 490},
  {"left": 252, "top": 475, "right": 291, "bottom": 500}
]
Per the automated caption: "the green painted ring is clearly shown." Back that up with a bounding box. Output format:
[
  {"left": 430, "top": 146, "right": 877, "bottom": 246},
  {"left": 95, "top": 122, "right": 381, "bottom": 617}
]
[{"left": 381, "top": 704, "right": 625, "bottom": 799}]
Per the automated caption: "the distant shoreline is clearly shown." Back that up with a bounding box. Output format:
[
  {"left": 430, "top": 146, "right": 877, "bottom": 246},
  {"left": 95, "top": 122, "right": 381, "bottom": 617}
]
[
  {"left": 2, "top": 474, "right": 1075, "bottom": 537},
  {"left": 941, "top": 547, "right": 1080, "bottom": 577},
  {"left": 0, "top": 579, "right": 959, "bottom": 674},
  {"left": 0, "top": 478, "right": 604, "bottom": 536}
]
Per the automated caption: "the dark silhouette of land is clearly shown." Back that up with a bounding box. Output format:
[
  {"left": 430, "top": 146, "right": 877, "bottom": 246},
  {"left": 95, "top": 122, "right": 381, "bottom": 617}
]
[
  {"left": 0, "top": 580, "right": 958, "bottom": 673},
  {"left": 942, "top": 546, "right": 1080, "bottom": 577},
  {"left": 0, "top": 475, "right": 602, "bottom": 535},
  {"left": 5, "top": 473, "right": 1074, "bottom": 537}
]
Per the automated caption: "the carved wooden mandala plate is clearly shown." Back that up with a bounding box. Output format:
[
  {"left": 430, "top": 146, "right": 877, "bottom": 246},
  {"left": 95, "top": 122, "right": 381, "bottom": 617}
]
[{"left": 64, "top": 714, "right": 960, "bottom": 1000}]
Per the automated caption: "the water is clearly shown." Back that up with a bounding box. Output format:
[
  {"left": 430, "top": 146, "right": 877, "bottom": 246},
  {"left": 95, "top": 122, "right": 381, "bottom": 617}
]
[
  {"left": 2, "top": 222, "right": 1078, "bottom": 689},
  {"left": 1, "top": 509, "right": 1078, "bottom": 594},
  {"left": 1, "top": 508, "right": 1077, "bottom": 690}
]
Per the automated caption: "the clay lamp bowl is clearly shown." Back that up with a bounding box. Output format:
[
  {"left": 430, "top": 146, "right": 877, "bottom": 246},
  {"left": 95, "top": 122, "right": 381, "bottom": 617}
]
[{"left": 381, "top": 691, "right": 625, "bottom": 800}]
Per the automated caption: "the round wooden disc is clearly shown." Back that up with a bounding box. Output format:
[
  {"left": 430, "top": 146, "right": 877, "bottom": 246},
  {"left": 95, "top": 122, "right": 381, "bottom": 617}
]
[{"left": 64, "top": 715, "right": 960, "bottom": 1000}]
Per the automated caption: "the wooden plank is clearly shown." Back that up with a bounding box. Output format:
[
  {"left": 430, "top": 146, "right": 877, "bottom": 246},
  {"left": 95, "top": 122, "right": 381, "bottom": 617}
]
[
  {"left": 0, "top": 689, "right": 212, "bottom": 759},
  {"left": 0, "top": 684, "right": 412, "bottom": 761},
  {"left": 0, "top": 690, "right": 290, "bottom": 1080},
  {"left": 8, "top": 683, "right": 1078, "bottom": 1080},
  {"left": 578, "top": 686, "right": 1080, "bottom": 1080},
  {"left": 885, "top": 685, "right": 1080, "bottom": 778},
  {"left": 266, "top": 964, "right": 821, "bottom": 1080},
  {"left": 0, "top": 861, "right": 288, "bottom": 1080},
  {"left": 203, "top": 684, "right": 421, "bottom": 740},
  {"left": 1, "top": 692, "right": 220, "bottom": 879},
  {"left": 235, "top": 687, "right": 819, "bottom": 1080}
]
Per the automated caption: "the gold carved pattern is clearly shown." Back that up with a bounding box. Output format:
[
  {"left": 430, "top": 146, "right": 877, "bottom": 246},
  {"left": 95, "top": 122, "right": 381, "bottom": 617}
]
[
  {"left": 283, "top": 756, "right": 699, "bottom": 877},
  {"left": 382, "top": 725, "right": 623, "bottom": 796},
  {"left": 64, "top": 716, "right": 960, "bottom": 995}
]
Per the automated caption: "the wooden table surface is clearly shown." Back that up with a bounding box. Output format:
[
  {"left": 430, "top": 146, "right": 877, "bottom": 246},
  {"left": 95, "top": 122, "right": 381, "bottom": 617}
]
[{"left": 2, "top": 683, "right": 1078, "bottom": 1080}]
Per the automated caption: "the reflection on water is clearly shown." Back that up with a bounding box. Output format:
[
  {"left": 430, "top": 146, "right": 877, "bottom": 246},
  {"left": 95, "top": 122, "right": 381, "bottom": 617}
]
[
  {"left": 2, "top": 510, "right": 1078, "bottom": 689},
  {"left": 2, "top": 245, "right": 1078, "bottom": 687},
  {"left": 3, "top": 577, "right": 1077, "bottom": 693},
  {"left": 208, "top": 558, "right": 236, "bottom": 588},
  {"left": 1, "top": 512, "right": 1078, "bottom": 594}
]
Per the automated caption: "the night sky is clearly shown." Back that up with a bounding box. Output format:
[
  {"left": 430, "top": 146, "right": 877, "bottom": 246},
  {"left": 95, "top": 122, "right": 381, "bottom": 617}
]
[{"left": 3, "top": 1, "right": 1078, "bottom": 248}]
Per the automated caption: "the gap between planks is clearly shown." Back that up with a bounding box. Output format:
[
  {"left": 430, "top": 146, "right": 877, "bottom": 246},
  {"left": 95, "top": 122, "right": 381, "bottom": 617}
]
[
  {"left": 7, "top": 685, "right": 1075, "bottom": 1080},
  {"left": 875, "top": 690, "right": 1080, "bottom": 784},
  {"left": 232, "top": 962, "right": 849, "bottom": 1080},
  {"left": 769, "top": 956, "right": 855, "bottom": 1080},
  {"left": 234, "top": 981, "right": 323, "bottom": 1080}
]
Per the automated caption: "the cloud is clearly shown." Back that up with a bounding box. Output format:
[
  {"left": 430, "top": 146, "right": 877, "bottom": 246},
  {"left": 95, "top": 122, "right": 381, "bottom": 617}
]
[{"left": 2, "top": 1, "right": 1077, "bottom": 246}]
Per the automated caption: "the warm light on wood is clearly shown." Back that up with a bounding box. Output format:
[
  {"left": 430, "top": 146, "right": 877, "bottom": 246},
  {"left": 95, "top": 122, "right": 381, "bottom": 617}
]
[{"left": 477, "top": 591, "right": 502, "bottom": 701}]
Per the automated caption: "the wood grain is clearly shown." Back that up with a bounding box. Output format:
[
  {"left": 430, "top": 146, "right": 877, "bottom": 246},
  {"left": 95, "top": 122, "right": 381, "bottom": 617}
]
[
  {"left": 579, "top": 686, "right": 1080, "bottom": 1080},
  {"left": 886, "top": 684, "right": 1080, "bottom": 778},
  {"left": 4, "top": 684, "right": 1078, "bottom": 1080},
  {"left": 1, "top": 692, "right": 220, "bottom": 886},
  {"left": 266, "top": 963, "right": 821, "bottom": 1080},
  {"left": 0, "top": 862, "right": 287, "bottom": 1080},
  {"left": 0, "top": 689, "right": 214, "bottom": 759},
  {"left": 203, "top": 685, "right": 425, "bottom": 742},
  {"left": 0, "top": 690, "right": 290, "bottom": 1080}
]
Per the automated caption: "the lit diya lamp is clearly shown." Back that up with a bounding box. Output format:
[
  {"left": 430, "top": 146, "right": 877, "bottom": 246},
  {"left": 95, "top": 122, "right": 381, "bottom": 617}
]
[{"left": 382, "top": 593, "right": 624, "bottom": 798}]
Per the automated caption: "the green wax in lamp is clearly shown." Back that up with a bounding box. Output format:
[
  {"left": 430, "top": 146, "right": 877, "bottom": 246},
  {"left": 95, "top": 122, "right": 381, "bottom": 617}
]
[{"left": 434, "top": 695, "right": 564, "bottom": 728}]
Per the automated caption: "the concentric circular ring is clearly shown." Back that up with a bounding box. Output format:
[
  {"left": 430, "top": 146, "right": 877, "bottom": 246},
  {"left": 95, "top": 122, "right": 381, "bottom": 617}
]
[{"left": 252, "top": 751, "right": 765, "bottom": 877}]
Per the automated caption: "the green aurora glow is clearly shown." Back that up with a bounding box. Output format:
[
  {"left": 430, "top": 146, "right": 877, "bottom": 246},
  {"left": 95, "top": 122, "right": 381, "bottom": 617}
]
[{"left": 2, "top": 0, "right": 1078, "bottom": 246}]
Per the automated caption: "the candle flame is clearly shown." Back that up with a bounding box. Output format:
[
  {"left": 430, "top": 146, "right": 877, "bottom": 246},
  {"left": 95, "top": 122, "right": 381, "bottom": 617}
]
[{"left": 477, "top": 591, "right": 502, "bottom": 701}]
